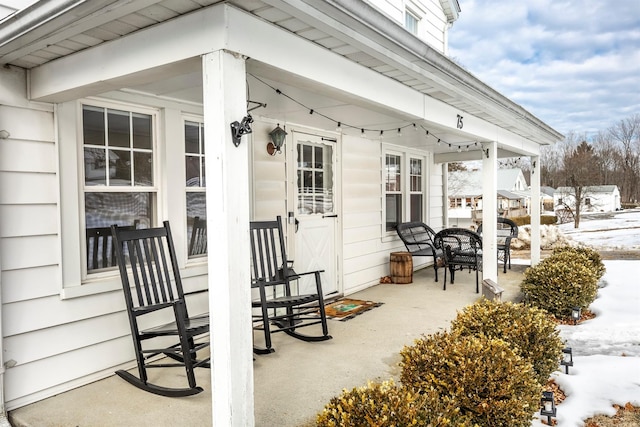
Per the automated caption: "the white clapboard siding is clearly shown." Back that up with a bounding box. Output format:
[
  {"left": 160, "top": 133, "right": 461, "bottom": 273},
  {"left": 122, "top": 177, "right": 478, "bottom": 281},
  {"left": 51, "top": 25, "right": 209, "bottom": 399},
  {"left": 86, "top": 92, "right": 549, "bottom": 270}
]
[
  {"left": 3, "top": 311, "right": 130, "bottom": 367},
  {"left": 0, "top": 171, "right": 58, "bottom": 205},
  {"left": 1, "top": 265, "right": 60, "bottom": 303},
  {"left": 0, "top": 138, "right": 56, "bottom": 173},
  {"left": 0, "top": 235, "right": 58, "bottom": 271},
  {"left": 4, "top": 336, "right": 134, "bottom": 407},
  {"left": 0, "top": 204, "right": 58, "bottom": 238}
]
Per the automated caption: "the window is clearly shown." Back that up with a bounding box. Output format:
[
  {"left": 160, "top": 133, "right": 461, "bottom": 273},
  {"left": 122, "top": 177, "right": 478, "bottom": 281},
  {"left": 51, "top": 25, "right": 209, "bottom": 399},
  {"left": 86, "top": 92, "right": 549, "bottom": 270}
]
[
  {"left": 185, "top": 120, "right": 207, "bottom": 257},
  {"left": 409, "top": 158, "right": 423, "bottom": 221},
  {"left": 82, "top": 105, "right": 156, "bottom": 273},
  {"left": 405, "top": 9, "right": 419, "bottom": 35},
  {"left": 297, "top": 143, "right": 334, "bottom": 214},
  {"left": 385, "top": 153, "right": 402, "bottom": 231},
  {"left": 585, "top": 197, "right": 591, "bottom": 206}
]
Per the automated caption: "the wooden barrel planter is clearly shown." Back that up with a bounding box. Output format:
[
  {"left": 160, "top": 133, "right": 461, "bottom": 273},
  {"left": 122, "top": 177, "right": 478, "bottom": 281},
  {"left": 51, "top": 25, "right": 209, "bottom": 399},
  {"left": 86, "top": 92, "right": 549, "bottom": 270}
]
[{"left": 390, "top": 252, "right": 413, "bottom": 284}]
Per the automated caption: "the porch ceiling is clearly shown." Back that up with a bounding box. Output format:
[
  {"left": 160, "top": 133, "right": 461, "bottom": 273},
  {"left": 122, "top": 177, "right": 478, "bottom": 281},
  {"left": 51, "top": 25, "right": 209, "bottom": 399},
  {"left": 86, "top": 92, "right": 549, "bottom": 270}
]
[{"left": 0, "top": 0, "right": 563, "bottom": 154}]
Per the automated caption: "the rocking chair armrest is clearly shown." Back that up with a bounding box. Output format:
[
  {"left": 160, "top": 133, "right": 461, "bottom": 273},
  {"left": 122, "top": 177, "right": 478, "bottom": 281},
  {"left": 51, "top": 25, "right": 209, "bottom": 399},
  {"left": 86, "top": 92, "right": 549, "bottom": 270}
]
[{"left": 131, "top": 300, "right": 182, "bottom": 316}]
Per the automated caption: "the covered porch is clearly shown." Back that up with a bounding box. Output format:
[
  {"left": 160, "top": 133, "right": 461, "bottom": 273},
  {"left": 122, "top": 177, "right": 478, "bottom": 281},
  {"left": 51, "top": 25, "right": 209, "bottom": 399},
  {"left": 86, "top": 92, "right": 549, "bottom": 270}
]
[{"left": 9, "top": 263, "right": 528, "bottom": 427}]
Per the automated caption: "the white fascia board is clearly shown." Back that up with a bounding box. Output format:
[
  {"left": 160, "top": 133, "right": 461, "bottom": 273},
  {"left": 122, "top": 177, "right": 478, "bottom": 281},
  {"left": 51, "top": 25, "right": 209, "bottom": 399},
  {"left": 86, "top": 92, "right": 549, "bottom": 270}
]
[
  {"left": 425, "top": 95, "right": 543, "bottom": 157},
  {"left": 29, "top": 3, "right": 229, "bottom": 102}
]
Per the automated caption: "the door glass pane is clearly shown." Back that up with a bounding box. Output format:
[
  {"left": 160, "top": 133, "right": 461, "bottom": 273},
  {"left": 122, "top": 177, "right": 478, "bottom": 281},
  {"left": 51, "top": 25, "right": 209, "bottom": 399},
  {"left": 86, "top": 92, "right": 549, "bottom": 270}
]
[{"left": 297, "top": 142, "right": 333, "bottom": 214}]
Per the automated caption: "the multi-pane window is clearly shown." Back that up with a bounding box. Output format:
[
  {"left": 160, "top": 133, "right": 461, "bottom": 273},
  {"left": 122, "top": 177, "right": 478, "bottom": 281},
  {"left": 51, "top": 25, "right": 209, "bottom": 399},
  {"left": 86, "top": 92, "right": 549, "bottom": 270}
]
[
  {"left": 82, "top": 105, "right": 155, "bottom": 272},
  {"left": 297, "top": 143, "right": 334, "bottom": 214},
  {"left": 409, "top": 158, "right": 423, "bottom": 221},
  {"left": 385, "top": 153, "right": 402, "bottom": 231},
  {"left": 185, "top": 120, "right": 207, "bottom": 257},
  {"left": 405, "top": 9, "right": 419, "bottom": 35}
]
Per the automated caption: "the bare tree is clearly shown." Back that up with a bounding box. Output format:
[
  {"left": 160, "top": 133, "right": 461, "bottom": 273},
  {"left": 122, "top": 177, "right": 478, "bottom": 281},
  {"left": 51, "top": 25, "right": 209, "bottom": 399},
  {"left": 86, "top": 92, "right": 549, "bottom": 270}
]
[
  {"left": 560, "top": 140, "right": 600, "bottom": 228},
  {"left": 608, "top": 114, "right": 640, "bottom": 203}
]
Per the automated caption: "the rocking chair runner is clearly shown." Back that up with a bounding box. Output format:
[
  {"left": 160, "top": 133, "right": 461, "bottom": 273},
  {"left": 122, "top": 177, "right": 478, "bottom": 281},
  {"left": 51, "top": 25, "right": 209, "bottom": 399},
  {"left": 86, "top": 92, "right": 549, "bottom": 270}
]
[
  {"left": 111, "top": 222, "right": 210, "bottom": 397},
  {"left": 434, "top": 228, "right": 483, "bottom": 293},
  {"left": 250, "top": 216, "right": 332, "bottom": 354}
]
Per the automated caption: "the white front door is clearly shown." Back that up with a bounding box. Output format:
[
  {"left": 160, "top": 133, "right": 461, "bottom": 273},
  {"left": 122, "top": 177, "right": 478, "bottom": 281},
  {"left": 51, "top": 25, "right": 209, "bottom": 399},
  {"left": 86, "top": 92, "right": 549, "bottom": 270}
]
[{"left": 289, "top": 131, "right": 340, "bottom": 297}]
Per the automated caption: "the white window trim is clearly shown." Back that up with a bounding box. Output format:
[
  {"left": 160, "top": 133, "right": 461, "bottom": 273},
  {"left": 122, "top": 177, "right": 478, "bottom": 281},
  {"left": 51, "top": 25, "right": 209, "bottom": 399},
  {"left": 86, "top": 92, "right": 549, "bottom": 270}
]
[
  {"left": 59, "top": 98, "right": 161, "bottom": 299},
  {"left": 382, "top": 145, "right": 428, "bottom": 242}
]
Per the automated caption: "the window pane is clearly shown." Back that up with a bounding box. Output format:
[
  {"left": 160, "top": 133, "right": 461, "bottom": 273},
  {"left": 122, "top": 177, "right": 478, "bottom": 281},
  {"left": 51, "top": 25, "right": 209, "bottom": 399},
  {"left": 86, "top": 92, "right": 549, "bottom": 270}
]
[
  {"left": 83, "top": 106, "right": 105, "bottom": 146},
  {"left": 186, "top": 157, "right": 200, "bottom": 186},
  {"left": 85, "top": 192, "right": 152, "bottom": 272},
  {"left": 410, "top": 194, "right": 423, "bottom": 222},
  {"left": 133, "top": 151, "right": 153, "bottom": 186},
  {"left": 386, "top": 194, "right": 402, "bottom": 231},
  {"left": 108, "top": 109, "right": 130, "bottom": 148},
  {"left": 187, "top": 193, "right": 207, "bottom": 257},
  {"left": 132, "top": 113, "right": 152, "bottom": 149},
  {"left": 110, "top": 149, "right": 131, "bottom": 186},
  {"left": 185, "top": 122, "right": 200, "bottom": 154},
  {"left": 84, "top": 147, "right": 108, "bottom": 185}
]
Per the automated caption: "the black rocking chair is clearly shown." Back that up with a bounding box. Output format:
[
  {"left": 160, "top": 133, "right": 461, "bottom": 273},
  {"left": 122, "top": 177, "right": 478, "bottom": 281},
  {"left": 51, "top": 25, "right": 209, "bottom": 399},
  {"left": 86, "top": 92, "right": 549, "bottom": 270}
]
[
  {"left": 250, "top": 216, "right": 332, "bottom": 354},
  {"left": 434, "top": 228, "right": 483, "bottom": 293},
  {"left": 111, "top": 221, "right": 210, "bottom": 397},
  {"left": 478, "top": 217, "right": 519, "bottom": 273},
  {"left": 396, "top": 222, "right": 444, "bottom": 282}
]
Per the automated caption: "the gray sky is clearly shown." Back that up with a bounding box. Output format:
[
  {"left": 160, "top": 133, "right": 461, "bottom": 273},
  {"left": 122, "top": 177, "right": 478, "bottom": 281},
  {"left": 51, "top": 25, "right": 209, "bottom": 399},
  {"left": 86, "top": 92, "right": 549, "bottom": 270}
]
[{"left": 448, "top": 0, "right": 640, "bottom": 139}]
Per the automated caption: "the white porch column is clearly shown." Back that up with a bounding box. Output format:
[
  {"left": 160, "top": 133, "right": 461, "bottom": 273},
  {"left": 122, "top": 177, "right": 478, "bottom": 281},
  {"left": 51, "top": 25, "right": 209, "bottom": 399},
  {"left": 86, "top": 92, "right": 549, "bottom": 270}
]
[
  {"left": 530, "top": 155, "right": 541, "bottom": 265},
  {"left": 202, "top": 50, "right": 254, "bottom": 426},
  {"left": 481, "top": 141, "right": 498, "bottom": 282}
]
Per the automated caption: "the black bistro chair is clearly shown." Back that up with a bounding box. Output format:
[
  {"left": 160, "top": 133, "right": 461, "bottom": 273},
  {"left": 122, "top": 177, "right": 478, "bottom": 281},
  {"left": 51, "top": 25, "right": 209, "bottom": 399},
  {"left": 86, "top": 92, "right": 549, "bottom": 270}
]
[
  {"left": 250, "top": 216, "right": 332, "bottom": 354},
  {"left": 86, "top": 222, "right": 138, "bottom": 270},
  {"left": 478, "top": 217, "right": 519, "bottom": 273},
  {"left": 396, "top": 222, "right": 444, "bottom": 282},
  {"left": 111, "top": 222, "right": 210, "bottom": 397},
  {"left": 434, "top": 228, "right": 483, "bottom": 293}
]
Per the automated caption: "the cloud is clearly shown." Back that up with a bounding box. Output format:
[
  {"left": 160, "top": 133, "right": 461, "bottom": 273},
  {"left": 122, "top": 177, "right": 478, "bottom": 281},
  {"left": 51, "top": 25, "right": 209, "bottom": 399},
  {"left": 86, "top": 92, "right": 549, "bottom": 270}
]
[{"left": 448, "top": 0, "right": 640, "bottom": 137}]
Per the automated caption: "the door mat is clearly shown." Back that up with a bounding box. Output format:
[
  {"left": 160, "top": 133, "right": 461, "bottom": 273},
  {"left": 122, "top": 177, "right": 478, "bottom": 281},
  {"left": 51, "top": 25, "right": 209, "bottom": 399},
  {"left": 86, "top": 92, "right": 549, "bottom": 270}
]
[{"left": 323, "top": 298, "right": 383, "bottom": 321}]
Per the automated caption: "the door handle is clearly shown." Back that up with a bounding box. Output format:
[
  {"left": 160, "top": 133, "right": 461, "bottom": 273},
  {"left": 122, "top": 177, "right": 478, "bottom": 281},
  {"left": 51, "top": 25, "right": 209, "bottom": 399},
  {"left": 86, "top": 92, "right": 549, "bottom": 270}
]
[
  {"left": 322, "top": 214, "right": 338, "bottom": 218},
  {"left": 295, "top": 218, "right": 299, "bottom": 233}
]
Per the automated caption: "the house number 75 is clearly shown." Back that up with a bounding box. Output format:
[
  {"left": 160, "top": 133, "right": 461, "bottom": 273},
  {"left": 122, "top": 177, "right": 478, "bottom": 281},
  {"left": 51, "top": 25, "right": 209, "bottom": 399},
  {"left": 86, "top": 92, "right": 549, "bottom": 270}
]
[{"left": 456, "top": 114, "right": 464, "bottom": 129}]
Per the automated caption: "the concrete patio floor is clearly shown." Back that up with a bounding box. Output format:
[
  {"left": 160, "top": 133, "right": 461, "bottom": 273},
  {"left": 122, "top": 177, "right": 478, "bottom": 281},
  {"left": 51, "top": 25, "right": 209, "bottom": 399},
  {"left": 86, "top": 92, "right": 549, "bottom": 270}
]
[{"left": 9, "top": 263, "right": 528, "bottom": 427}]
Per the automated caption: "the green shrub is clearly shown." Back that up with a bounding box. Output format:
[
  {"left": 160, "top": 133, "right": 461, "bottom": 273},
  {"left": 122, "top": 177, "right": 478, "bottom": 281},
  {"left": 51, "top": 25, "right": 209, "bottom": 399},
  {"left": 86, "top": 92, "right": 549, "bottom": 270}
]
[
  {"left": 521, "top": 250, "right": 599, "bottom": 318},
  {"left": 316, "top": 379, "right": 475, "bottom": 427},
  {"left": 552, "top": 245, "right": 606, "bottom": 279},
  {"left": 450, "top": 299, "right": 564, "bottom": 384},
  {"left": 400, "top": 332, "right": 541, "bottom": 427}
]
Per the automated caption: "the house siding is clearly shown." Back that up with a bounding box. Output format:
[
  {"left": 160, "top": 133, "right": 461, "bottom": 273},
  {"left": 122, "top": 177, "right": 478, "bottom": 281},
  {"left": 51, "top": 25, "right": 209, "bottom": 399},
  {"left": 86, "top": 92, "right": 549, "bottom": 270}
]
[{"left": 0, "top": 66, "right": 212, "bottom": 409}]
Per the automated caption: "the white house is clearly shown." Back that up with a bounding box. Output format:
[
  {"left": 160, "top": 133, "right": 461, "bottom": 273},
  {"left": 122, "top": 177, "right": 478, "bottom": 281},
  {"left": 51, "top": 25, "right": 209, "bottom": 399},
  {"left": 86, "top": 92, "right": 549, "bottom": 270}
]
[
  {"left": 554, "top": 185, "right": 621, "bottom": 213},
  {"left": 0, "top": 0, "right": 562, "bottom": 424},
  {"left": 448, "top": 168, "right": 528, "bottom": 227}
]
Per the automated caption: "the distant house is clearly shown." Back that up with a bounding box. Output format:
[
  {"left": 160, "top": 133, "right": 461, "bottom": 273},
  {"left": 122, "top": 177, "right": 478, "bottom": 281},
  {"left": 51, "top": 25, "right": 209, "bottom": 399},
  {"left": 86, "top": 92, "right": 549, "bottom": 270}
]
[
  {"left": 554, "top": 185, "right": 621, "bottom": 213},
  {"left": 448, "top": 169, "right": 528, "bottom": 227}
]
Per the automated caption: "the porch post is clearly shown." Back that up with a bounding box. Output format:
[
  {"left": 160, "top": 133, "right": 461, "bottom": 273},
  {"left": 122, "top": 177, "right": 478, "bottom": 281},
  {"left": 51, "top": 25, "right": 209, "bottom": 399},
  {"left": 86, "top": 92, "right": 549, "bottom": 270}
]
[
  {"left": 530, "top": 155, "right": 541, "bottom": 265},
  {"left": 481, "top": 141, "right": 498, "bottom": 281},
  {"left": 202, "top": 50, "right": 254, "bottom": 426}
]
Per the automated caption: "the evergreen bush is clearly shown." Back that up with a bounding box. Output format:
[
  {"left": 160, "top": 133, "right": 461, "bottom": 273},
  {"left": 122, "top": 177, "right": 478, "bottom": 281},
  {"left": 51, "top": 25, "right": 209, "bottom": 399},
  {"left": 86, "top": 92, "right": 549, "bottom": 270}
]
[
  {"left": 400, "top": 332, "right": 541, "bottom": 427},
  {"left": 521, "top": 250, "right": 599, "bottom": 318},
  {"left": 450, "top": 299, "right": 564, "bottom": 384},
  {"left": 552, "top": 245, "right": 606, "bottom": 279},
  {"left": 316, "top": 379, "right": 474, "bottom": 427}
]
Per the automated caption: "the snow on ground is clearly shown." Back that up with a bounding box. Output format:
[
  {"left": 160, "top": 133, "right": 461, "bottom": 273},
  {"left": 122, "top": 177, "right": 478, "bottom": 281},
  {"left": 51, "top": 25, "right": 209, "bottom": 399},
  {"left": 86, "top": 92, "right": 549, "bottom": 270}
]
[
  {"left": 558, "top": 209, "right": 640, "bottom": 250},
  {"left": 529, "top": 209, "right": 640, "bottom": 426}
]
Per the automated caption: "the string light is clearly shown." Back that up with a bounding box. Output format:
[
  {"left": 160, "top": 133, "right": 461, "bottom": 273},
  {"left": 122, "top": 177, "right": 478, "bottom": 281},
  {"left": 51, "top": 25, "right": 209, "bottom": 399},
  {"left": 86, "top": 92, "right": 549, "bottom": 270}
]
[{"left": 248, "top": 73, "right": 482, "bottom": 153}]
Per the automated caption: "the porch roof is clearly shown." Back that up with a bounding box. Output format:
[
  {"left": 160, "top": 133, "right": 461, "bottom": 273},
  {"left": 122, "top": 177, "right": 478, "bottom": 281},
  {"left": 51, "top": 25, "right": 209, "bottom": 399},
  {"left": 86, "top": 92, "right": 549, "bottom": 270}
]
[{"left": 0, "top": 0, "right": 563, "bottom": 154}]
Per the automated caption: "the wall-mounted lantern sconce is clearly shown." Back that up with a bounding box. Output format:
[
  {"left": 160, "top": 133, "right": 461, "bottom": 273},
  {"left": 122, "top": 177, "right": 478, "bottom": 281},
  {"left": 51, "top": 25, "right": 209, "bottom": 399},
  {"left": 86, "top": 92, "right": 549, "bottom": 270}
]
[
  {"left": 230, "top": 114, "right": 254, "bottom": 147},
  {"left": 267, "top": 124, "right": 287, "bottom": 155},
  {"left": 561, "top": 347, "right": 574, "bottom": 374},
  {"left": 540, "top": 391, "right": 556, "bottom": 425},
  {"left": 571, "top": 306, "right": 582, "bottom": 325}
]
